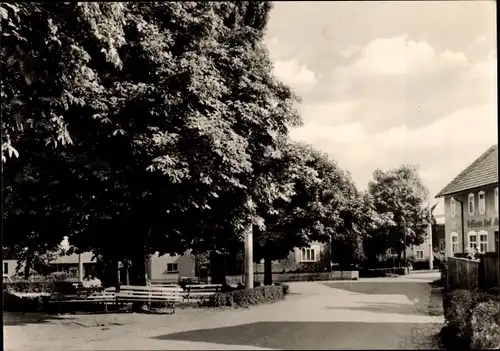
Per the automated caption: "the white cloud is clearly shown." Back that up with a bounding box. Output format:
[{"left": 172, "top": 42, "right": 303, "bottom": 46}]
[
  {"left": 290, "top": 102, "right": 497, "bottom": 212},
  {"left": 299, "top": 101, "right": 357, "bottom": 125},
  {"left": 337, "top": 44, "right": 362, "bottom": 58},
  {"left": 346, "top": 35, "right": 468, "bottom": 77},
  {"left": 266, "top": 2, "right": 496, "bottom": 216},
  {"left": 273, "top": 59, "right": 318, "bottom": 94}
]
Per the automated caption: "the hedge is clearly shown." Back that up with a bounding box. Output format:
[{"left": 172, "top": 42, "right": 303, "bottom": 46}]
[
  {"left": 469, "top": 300, "right": 500, "bottom": 349},
  {"left": 202, "top": 284, "right": 289, "bottom": 308},
  {"left": 442, "top": 289, "right": 500, "bottom": 349},
  {"left": 3, "top": 291, "right": 50, "bottom": 312},
  {"left": 4, "top": 281, "right": 54, "bottom": 293}
]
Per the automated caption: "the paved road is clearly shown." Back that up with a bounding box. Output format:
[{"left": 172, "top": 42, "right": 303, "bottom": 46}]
[{"left": 5, "top": 271, "right": 444, "bottom": 350}]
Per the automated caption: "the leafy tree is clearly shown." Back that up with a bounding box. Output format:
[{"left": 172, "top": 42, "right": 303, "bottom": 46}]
[
  {"left": 366, "top": 165, "right": 431, "bottom": 262},
  {"left": 1, "top": 2, "right": 301, "bottom": 287},
  {"left": 253, "top": 142, "right": 369, "bottom": 284}
]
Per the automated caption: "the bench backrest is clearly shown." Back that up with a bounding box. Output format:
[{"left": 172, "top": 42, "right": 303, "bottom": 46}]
[
  {"left": 116, "top": 285, "right": 183, "bottom": 301},
  {"left": 185, "top": 284, "right": 222, "bottom": 291},
  {"left": 151, "top": 283, "right": 180, "bottom": 288}
]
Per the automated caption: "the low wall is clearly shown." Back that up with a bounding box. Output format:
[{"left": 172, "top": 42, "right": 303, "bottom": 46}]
[{"left": 225, "top": 271, "right": 359, "bottom": 285}]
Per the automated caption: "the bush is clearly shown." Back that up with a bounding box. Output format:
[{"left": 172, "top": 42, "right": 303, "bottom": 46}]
[
  {"left": 3, "top": 281, "right": 54, "bottom": 293},
  {"left": 3, "top": 291, "right": 50, "bottom": 312},
  {"left": 203, "top": 285, "right": 285, "bottom": 308},
  {"left": 443, "top": 289, "right": 499, "bottom": 348},
  {"left": 275, "top": 282, "right": 290, "bottom": 295},
  {"left": 469, "top": 300, "right": 500, "bottom": 349},
  {"left": 443, "top": 289, "right": 477, "bottom": 335}
]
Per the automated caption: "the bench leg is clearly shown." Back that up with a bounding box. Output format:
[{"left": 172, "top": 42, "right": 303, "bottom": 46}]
[{"left": 168, "top": 302, "right": 175, "bottom": 315}]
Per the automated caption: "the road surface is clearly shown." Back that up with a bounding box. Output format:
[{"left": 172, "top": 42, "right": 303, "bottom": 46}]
[{"left": 4, "top": 271, "right": 444, "bottom": 350}]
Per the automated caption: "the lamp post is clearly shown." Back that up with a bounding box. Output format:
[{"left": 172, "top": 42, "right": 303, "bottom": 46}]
[{"left": 451, "top": 197, "right": 466, "bottom": 254}]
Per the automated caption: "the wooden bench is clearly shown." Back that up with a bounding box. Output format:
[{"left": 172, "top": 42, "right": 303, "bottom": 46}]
[
  {"left": 151, "top": 283, "right": 181, "bottom": 288},
  {"left": 49, "top": 287, "right": 115, "bottom": 312},
  {"left": 184, "top": 284, "right": 223, "bottom": 301},
  {"left": 115, "top": 285, "right": 184, "bottom": 314}
]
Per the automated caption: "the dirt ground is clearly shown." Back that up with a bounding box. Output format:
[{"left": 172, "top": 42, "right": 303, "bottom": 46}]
[{"left": 4, "top": 272, "right": 444, "bottom": 350}]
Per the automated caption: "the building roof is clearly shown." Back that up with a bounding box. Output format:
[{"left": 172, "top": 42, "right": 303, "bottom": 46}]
[
  {"left": 50, "top": 252, "right": 96, "bottom": 264},
  {"left": 436, "top": 144, "right": 498, "bottom": 198}
]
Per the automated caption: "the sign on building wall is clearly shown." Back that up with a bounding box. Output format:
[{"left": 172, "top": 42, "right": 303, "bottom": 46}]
[{"left": 467, "top": 217, "right": 499, "bottom": 228}]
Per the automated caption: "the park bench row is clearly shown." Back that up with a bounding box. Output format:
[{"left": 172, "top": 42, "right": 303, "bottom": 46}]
[{"left": 49, "top": 283, "right": 223, "bottom": 313}]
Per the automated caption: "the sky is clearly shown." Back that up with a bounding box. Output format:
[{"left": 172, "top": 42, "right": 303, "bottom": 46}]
[{"left": 265, "top": 1, "right": 497, "bottom": 215}]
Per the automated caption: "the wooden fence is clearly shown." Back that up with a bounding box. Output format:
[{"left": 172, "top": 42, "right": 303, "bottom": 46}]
[
  {"left": 479, "top": 252, "right": 500, "bottom": 290},
  {"left": 446, "top": 254, "right": 500, "bottom": 291},
  {"left": 446, "top": 257, "right": 480, "bottom": 290},
  {"left": 225, "top": 271, "right": 359, "bottom": 285}
]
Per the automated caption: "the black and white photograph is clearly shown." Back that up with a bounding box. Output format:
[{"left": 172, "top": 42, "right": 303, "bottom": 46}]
[{"left": 2, "top": 1, "right": 497, "bottom": 350}]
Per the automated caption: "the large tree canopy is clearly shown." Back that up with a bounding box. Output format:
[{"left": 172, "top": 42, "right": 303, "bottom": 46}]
[
  {"left": 2, "top": 2, "right": 302, "bottom": 283},
  {"left": 365, "top": 165, "right": 431, "bottom": 259}
]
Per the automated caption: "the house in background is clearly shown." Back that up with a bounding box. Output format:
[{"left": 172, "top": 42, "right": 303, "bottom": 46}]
[
  {"left": 410, "top": 213, "right": 445, "bottom": 261},
  {"left": 254, "top": 241, "right": 328, "bottom": 275},
  {"left": 436, "top": 144, "right": 499, "bottom": 257},
  {"left": 49, "top": 252, "right": 97, "bottom": 277},
  {"left": 2, "top": 248, "right": 97, "bottom": 278},
  {"left": 146, "top": 241, "right": 329, "bottom": 283}
]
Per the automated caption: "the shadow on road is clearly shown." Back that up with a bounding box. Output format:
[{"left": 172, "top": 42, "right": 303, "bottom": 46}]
[
  {"left": 321, "top": 281, "right": 422, "bottom": 303},
  {"left": 152, "top": 321, "right": 439, "bottom": 350},
  {"left": 3, "top": 312, "right": 75, "bottom": 326},
  {"left": 325, "top": 302, "right": 426, "bottom": 315}
]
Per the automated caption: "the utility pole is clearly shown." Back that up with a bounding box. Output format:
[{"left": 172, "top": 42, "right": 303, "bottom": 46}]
[
  {"left": 428, "top": 201, "right": 433, "bottom": 270},
  {"left": 244, "top": 222, "right": 254, "bottom": 289}
]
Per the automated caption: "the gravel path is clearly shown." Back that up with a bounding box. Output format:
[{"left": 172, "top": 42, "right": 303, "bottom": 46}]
[{"left": 4, "top": 272, "right": 444, "bottom": 350}]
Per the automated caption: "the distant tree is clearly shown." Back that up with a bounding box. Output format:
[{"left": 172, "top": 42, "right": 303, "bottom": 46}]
[
  {"left": 253, "top": 142, "right": 371, "bottom": 284},
  {"left": 366, "top": 165, "right": 431, "bottom": 261}
]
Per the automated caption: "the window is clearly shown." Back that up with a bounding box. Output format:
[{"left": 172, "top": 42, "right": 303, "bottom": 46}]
[
  {"left": 415, "top": 250, "right": 424, "bottom": 259},
  {"left": 450, "top": 198, "right": 457, "bottom": 218},
  {"left": 167, "top": 263, "right": 179, "bottom": 273},
  {"left": 478, "top": 230, "right": 488, "bottom": 253},
  {"left": 451, "top": 232, "right": 459, "bottom": 254},
  {"left": 468, "top": 193, "right": 475, "bottom": 215},
  {"left": 495, "top": 187, "right": 499, "bottom": 214},
  {"left": 301, "top": 248, "right": 316, "bottom": 262},
  {"left": 469, "top": 231, "right": 478, "bottom": 250},
  {"left": 3, "top": 262, "right": 8, "bottom": 275},
  {"left": 478, "top": 191, "right": 486, "bottom": 215}
]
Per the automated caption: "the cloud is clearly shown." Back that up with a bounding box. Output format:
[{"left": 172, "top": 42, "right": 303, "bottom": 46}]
[
  {"left": 266, "top": 2, "right": 496, "bottom": 215},
  {"left": 273, "top": 59, "right": 318, "bottom": 94},
  {"left": 324, "top": 38, "right": 496, "bottom": 132},
  {"left": 290, "top": 102, "right": 497, "bottom": 204},
  {"left": 347, "top": 35, "right": 469, "bottom": 76}
]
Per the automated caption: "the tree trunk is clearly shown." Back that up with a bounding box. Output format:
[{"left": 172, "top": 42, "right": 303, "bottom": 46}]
[
  {"left": 24, "top": 257, "right": 31, "bottom": 279},
  {"left": 129, "top": 249, "right": 146, "bottom": 312},
  {"left": 210, "top": 252, "right": 227, "bottom": 285},
  {"left": 115, "top": 259, "right": 121, "bottom": 291},
  {"left": 264, "top": 257, "right": 273, "bottom": 285}
]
